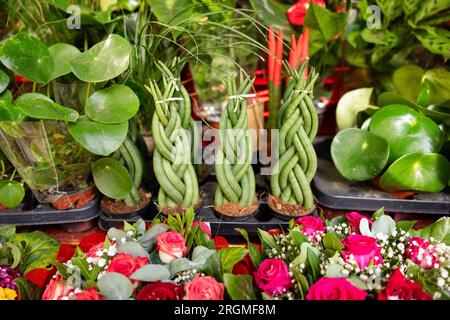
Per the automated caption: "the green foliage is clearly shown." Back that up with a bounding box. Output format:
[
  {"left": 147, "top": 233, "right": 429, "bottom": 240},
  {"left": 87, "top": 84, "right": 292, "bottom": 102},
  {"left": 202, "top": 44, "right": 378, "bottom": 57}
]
[
  {"left": 224, "top": 273, "right": 257, "bottom": 300},
  {"left": 92, "top": 157, "right": 133, "bottom": 200},
  {"left": 0, "top": 180, "right": 25, "bottom": 208}
]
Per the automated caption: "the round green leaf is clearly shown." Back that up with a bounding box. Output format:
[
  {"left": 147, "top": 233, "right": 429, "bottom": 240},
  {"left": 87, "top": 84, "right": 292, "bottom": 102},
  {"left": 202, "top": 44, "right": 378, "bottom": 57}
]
[
  {"left": 422, "top": 68, "right": 450, "bottom": 105},
  {"left": 331, "top": 128, "right": 390, "bottom": 182},
  {"left": 85, "top": 85, "right": 139, "bottom": 124},
  {"left": 67, "top": 116, "right": 128, "bottom": 156},
  {"left": 0, "top": 33, "right": 54, "bottom": 84},
  {"left": 336, "top": 87, "right": 375, "bottom": 130},
  {"left": 377, "top": 92, "right": 416, "bottom": 108},
  {"left": 380, "top": 152, "right": 450, "bottom": 192},
  {"left": 92, "top": 157, "right": 133, "bottom": 200},
  {"left": 48, "top": 43, "right": 81, "bottom": 80},
  {"left": 70, "top": 34, "right": 132, "bottom": 83},
  {"left": 392, "top": 65, "right": 424, "bottom": 102},
  {"left": 0, "top": 180, "right": 25, "bottom": 208},
  {"left": 15, "top": 93, "right": 79, "bottom": 122},
  {"left": 0, "top": 69, "right": 9, "bottom": 94},
  {"left": 97, "top": 272, "right": 133, "bottom": 300},
  {"left": 370, "top": 104, "right": 444, "bottom": 162},
  {"left": 0, "top": 91, "right": 24, "bottom": 122}
]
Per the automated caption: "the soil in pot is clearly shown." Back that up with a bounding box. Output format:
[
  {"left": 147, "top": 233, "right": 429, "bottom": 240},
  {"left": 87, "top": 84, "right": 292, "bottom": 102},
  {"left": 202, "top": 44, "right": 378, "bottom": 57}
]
[
  {"left": 267, "top": 194, "right": 315, "bottom": 221},
  {"left": 52, "top": 186, "right": 97, "bottom": 210},
  {"left": 214, "top": 197, "right": 259, "bottom": 221},
  {"left": 157, "top": 198, "right": 202, "bottom": 216},
  {"left": 101, "top": 189, "right": 151, "bottom": 215}
]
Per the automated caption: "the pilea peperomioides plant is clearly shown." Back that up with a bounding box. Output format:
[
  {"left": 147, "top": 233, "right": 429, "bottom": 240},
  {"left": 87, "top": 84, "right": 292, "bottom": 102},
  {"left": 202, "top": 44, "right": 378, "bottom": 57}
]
[
  {"left": 214, "top": 75, "right": 258, "bottom": 219},
  {"left": 146, "top": 61, "right": 200, "bottom": 215},
  {"left": 270, "top": 61, "right": 319, "bottom": 218}
]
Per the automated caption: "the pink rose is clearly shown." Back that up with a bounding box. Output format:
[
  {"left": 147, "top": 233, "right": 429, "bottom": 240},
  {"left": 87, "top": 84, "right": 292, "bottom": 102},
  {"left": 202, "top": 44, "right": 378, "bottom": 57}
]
[
  {"left": 185, "top": 276, "right": 224, "bottom": 300},
  {"left": 406, "top": 237, "right": 439, "bottom": 269},
  {"left": 378, "top": 269, "right": 431, "bottom": 300},
  {"left": 157, "top": 231, "right": 188, "bottom": 264},
  {"left": 306, "top": 278, "right": 367, "bottom": 300},
  {"left": 342, "top": 234, "right": 383, "bottom": 270},
  {"left": 346, "top": 211, "right": 372, "bottom": 233},
  {"left": 192, "top": 221, "right": 212, "bottom": 238},
  {"left": 106, "top": 253, "right": 148, "bottom": 277},
  {"left": 254, "top": 258, "right": 293, "bottom": 296},
  {"left": 42, "top": 279, "right": 74, "bottom": 300},
  {"left": 295, "top": 216, "right": 326, "bottom": 237},
  {"left": 86, "top": 242, "right": 104, "bottom": 259}
]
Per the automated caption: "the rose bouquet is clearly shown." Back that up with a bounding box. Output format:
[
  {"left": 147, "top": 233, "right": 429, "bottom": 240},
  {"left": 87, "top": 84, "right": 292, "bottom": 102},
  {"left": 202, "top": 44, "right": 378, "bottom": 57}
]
[
  {"left": 249, "top": 209, "right": 450, "bottom": 300},
  {"left": 42, "top": 209, "right": 254, "bottom": 300}
]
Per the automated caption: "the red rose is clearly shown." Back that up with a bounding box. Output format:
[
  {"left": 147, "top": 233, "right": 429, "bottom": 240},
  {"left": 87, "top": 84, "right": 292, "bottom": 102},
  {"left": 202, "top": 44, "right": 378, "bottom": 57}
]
[
  {"left": 106, "top": 253, "right": 148, "bottom": 277},
  {"left": 378, "top": 269, "right": 431, "bottom": 300},
  {"left": 157, "top": 231, "right": 188, "bottom": 264},
  {"left": 346, "top": 211, "right": 372, "bottom": 233},
  {"left": 136, "top": 281, "right": 184, "bottom": 300},
  {"left": 286, "top": 0, "right": 326, "bottom": 26},
  {"left": 342, "top": 234, "right": 383, "bottom": 270},
  {"left": 307, "top": 278, "right": 367, "bottom": 300},
  {"left": 406, "top": 237, "right": 439, "bottom": 269},
  {"left": 185, "top": 276, "right": 224, "bottom": 300},
  {"left": 75, "top": 288, "right": 105, "bottom": 300}
]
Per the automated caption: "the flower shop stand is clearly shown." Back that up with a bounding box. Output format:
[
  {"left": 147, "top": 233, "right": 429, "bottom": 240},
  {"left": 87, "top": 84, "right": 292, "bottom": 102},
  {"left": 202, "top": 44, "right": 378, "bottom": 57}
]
[{"left": 313, "top": 138, "right": 450, "bottom": 214}]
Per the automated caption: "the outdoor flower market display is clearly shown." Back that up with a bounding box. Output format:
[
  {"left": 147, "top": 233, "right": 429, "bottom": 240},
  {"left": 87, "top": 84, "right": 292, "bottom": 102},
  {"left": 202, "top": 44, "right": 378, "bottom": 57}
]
[{"left": 0, "top": 0, "right": 450, "bottom": 305}]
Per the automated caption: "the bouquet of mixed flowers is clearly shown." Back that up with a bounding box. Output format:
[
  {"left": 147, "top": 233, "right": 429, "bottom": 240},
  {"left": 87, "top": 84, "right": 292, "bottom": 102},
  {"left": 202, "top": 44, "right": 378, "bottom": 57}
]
[
  {"left": 42, "top": 209, "right": 256, "bottom": 300},
  {"left": 251, "top": 208, "right": 450, "bottom": 300}
]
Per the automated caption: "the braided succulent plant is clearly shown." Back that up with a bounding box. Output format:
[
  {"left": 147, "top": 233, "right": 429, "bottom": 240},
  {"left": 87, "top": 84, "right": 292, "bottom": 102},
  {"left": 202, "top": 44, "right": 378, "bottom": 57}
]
[
  {"left": 271, "top": 62, "right": 318, "bottom": 210},
  {"left": 214, "top": 76, "right": 256, "bottom": 209},
  {"left": 147, "top": 61, "right": 199, "bottom": 212}
]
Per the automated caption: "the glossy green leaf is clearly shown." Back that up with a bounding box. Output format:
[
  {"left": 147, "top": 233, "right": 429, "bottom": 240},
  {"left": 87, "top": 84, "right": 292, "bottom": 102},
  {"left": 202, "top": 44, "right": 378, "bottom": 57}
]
[
  {"left": 85, "top": 85, "right": 139, "bottom": 124},
  {"left": 377, "top": 92, "right": 417, "bottom": 108},
  {"left": 14, "top": 278, "right": 42, "bottom": 300},
  {"left": 336, "top": 87, "right": 375, "bottom": 130},
  {"left": 422, "top": 68, "right": 450, "bottom": 105},
  {"left": 0, "top": 91, "right": 24, "bottom": 122},
  {"left": 249, "top": 0, "right": 293, "bottom": 32},
  {"left": 322, "top": 232, "right": 344, "bottom": 252},
  {"left": 380, "top": 152, "right": 450, "bottom": 192},
  {"left": 0, "top": 33, "right": 54, "bottom": 84},
  {"left": 48, "top": 43, "right": 81, "bottom": 80},
  {"left": 370, "top": 105, "right": 444, "bottom": 162},
  {"left": 0, "top": 180, "right": 25, "bottom": 208},
  {"left": 0, "top": 69, "right": 9, "bottom": 94},
  {"left": 220, "top": 247, "right": 247, "bottom": 274},
  {"left": 224, "top": 273, "right": 257, "bottom": 300},
  {"left": 68, "top": 116, "right": 128, "bottom": 156},
  {"left": 15, "top": 93, "right": 79, "bottom": 122},
  {"left": 331, "top": 128, "right": 390, "bottom": 182},
  {"left": 70, "top": 34, "right": 132, "bottom": 83},
  {"left": 146, "top": 0, "right": 196, "bottom": 25},
  {"left": 392, "top": 65, "right": 424, "bottom": 102},
  {"left": 92, "top": 157, "right": 133, "bottom": 200}
]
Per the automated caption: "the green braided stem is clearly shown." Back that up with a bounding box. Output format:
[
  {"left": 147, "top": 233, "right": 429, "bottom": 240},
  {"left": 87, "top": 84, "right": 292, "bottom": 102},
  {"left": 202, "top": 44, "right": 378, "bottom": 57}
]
[
  {"left": 214, "top": 75, "right": 256, "bottom": 208},
  {"left": 271, "top": 62, "right": 319, "bottom": 209},
  {"left": 147, "top": 62, "right": 199, "bottom": 210}
]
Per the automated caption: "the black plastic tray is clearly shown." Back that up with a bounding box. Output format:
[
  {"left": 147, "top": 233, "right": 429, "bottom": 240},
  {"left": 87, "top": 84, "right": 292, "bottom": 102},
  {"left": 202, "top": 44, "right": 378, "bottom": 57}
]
[
  {"left": 0, "top": 197, "right": 100, "bottom": 226},
  {"left": 313, "top": 138, "right": 450, "bottom": 214},
  {"left": 98, "top": 178, "right": 304, "bottom": 239}
]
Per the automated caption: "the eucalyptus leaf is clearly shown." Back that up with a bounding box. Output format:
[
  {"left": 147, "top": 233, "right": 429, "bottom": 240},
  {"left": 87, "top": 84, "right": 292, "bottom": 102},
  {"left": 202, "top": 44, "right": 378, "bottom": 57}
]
[
  {"left": 92, "top": 157, "right": 133, "bottom": 200},
  {"left": 15, "top": 93, "right": 79, "bottom": 122},
  {"left": 336, "top": 87, "right": 374, "bottom": 130},
  {"left": 70, "top": 34, "right": 132, "bottom": 83},
  {"left": 48, "top": 43, "right": 81, "bottom": 79},
  {"left": 107, "top": 228, "right": 129, "bottom": 243},
  {"left": 129, "top": 264, "right": 171, "bottom": 282},
  {"left": 138, "top": 223, "right": 170, "bottom": 251},
  {"left": 0, "top": 33, "right": 54, "bottom": 84},
  {"left": 118, "top": 241, "right": 150, "bottom": 259},
  {"left": 0, "top": 69, "right": 9, "bottom": 94},
  {"left": 0, "top": 180, "right": 25, "bottom": 208},
  {"left": 380, "top": 152, "right": 450, "bottom": 192},
  {"left": 371, "top": 215, "right": 396, "bottom": 236},
  {"left": 370, "top": 104, "right": 444, "bottom": 162},
  {"left": 170, "top": 258, "right": 196, "bottom": 275},
  {"left": 85, "top": 85, "right": 139, "bottom": 124},
  {"left": 68, "top": 116, "right": 128, "bottom": 156},
  {"left": 331, "top": 128, "right": 390, "bottom": 182},
  {"left": 98, "top": 272, "right": 133, "bottom": 300}
]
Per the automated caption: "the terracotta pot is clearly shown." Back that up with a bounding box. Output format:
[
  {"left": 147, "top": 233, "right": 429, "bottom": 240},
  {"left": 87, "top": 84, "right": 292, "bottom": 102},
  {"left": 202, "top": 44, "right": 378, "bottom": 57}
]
[{"left": 51, "top": 186, "right": 97, "bottom": 210}]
